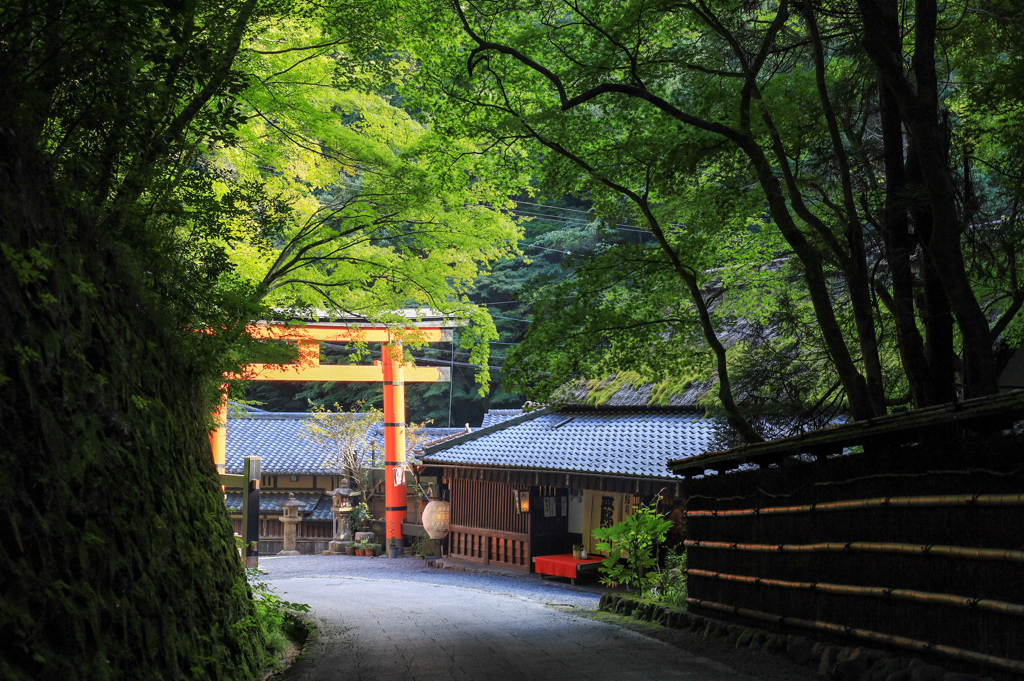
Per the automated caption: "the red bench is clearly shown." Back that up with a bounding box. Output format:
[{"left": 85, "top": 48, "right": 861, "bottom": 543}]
[{"left": 533, "top": 553, "right": 604, "bottom": 584}]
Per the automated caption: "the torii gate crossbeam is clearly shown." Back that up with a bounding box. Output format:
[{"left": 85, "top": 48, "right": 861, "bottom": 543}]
[{"left": 212, "top": 321, "right": 453, "bottom": 548}]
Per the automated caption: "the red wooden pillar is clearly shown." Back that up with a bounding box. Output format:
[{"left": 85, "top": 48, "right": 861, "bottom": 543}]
[
  {"left": 382, "top": 342, "right": 407, "bottom": 545},
  {"left": 210, "top": 385, "right": 228, "bottom": 475}
]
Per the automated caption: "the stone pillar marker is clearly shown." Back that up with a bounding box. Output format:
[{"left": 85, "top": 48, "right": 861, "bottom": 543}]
[
  {"left": 324, "top": 487, "right": 358, "bottom": 555},
  {"left": 278, "top": 493, "right": 305, "bottom": 556}
]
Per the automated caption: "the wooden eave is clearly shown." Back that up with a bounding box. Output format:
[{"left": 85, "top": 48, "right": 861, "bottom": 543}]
[{"left": 668, "top": 390, "right": 1024, "bottom": 477}]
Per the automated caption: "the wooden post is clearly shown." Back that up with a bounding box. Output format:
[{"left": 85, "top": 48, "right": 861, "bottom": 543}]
[
  {"left": 242, "top": 456, "right": 261, "bottom": 568},
  {"left": 382, "top": 342, "right": 407, "bottom": 547},
  {"left": 210, "top": 385, "right": 228, "bottom": 475}
]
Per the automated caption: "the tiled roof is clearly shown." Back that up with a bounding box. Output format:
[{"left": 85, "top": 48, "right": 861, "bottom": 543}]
[
  {"left": 420, "top": 427, "right": 471, "bottom": 451},
  {"left": 226, "top": 413, "right": 466, "bottom": 475},
  {"left": 554, "top": 378, "right": 707, "bottom": 408},
  {"left": 376, "top": 426, "right": 472, "bottom": 453},
  {"left": 422, "top": 406, "right": 713, "bottom": 480},
  {"left": 224, "top": 490, "right": 324, "bottom": 515},
  {"left": 306, "top": 494, "right": 335, "bottom": 521},
  {"left": 225, "top": 412, "right": 369, "bottom": 475},
  {"left": 480, "top": 408, "right": 523, "bottom": 428}
]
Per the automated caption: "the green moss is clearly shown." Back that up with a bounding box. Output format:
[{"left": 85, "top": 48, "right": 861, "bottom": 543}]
[
  {"left": 585, "top": 369, "right": 711, "bottom": 407},
  {"left": 0, "top": 144, "right": 263, "bottom": 679},
  {"left": 584, "top": 371, "right": 649, "bottom": 405}
]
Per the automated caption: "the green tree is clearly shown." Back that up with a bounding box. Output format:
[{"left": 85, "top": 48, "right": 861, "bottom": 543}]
[
  {"left": 213, "top": 16, "right": 531, "bottom": 390},
  {"left": 298, "top": 402, "right": 382, "bottom": 496},
  {"left": 0, "top": 1, "right": 529, "bottom": 677},
  {"left": 359, "top": 0, "right": 1024, "bottom": 438}
]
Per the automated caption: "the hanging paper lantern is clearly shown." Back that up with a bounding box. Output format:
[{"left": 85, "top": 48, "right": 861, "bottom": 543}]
[{"left": 422, "top": 499, "right": 450, "bottom": 539}]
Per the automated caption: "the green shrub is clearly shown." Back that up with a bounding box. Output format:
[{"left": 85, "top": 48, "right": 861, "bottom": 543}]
[
  {"left": 412, "top": 535, "right": 440, "bottom": 556},
  {"left": 591, "top": 497, "right": 673, "bottom": 596},
  {"left": 234, "top": 569, "right": 309, "bottom": 664},
  {"left": 652, "top": 549, "right": 688, "bottom": 608}
]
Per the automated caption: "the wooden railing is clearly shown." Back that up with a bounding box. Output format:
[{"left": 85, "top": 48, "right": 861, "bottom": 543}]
[{"left": 450, "top": 524, "right": 530, "bottom": 571}]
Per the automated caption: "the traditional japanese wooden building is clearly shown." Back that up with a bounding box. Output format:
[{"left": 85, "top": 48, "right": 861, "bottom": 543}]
[
  {"left": 224, "top": 408, "right": 462, "bottom": 554},
  {"left": 418, "top": 405, "right": 716, "bottom": 571}
]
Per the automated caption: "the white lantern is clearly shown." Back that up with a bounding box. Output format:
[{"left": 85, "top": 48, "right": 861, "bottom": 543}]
[{"left": 422, "top": 499, "right": 450, "bottom": 539}]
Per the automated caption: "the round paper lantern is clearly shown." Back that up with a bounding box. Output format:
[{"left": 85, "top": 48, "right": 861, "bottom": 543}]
[{"left": 422, "top": 499, "right": 450, "bottom": 539}]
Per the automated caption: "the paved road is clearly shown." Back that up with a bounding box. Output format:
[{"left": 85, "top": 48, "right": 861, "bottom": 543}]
[{"left": 264, "top": 556, "right": 750, "bottom": 681}]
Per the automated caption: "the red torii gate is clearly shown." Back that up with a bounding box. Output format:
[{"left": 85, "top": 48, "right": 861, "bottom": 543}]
[{"left": 210, "top": 318, "right": 453, "bottom": 549}]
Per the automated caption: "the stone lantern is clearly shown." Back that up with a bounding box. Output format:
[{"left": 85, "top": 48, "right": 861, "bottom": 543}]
[
  {"left": 277, "top": 493, "right": 306, "bottom": 556},
  {"left": 324, "top": 487, "right": 359, "bottom": 554}
]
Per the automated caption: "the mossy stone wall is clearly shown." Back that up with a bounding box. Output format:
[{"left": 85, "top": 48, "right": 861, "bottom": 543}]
[{"left": 0, "top": 135, "right": 263, "bottom": 678}]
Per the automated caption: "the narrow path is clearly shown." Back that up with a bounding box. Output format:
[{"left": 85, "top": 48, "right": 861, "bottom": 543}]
[{"left": 265, "top": 556, "right": 750, "bottom": 681}]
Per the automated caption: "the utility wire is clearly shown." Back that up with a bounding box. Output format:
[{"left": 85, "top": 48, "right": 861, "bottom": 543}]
[
  {"left": 525, "top": 243, "right": 573, "bottom": 255},
  {"left": 514, "top": 200, "right": 592, "bottom": 214},
  {"left": 319, "top": 342, "right": 504, "bottom": 370}
]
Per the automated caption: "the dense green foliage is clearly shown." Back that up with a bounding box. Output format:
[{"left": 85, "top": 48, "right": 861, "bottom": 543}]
[
  {"left": 652, "top": 550, "right": 689, "bottom": 610},
  {"left": 0, "top": 0, "right": 279, "bottom": 677},
  {"left": 348, "top": 0, "right": 1024, "bottom": 442},
  {"left": 243, "top": 198, "right": 587, "bottom": 425},
  {"left": 239, "top": 569, "right": 310, "bottom": 661},
  {"left": 592, "top": 499, "right": 674, "bottom": 596},
  {"left": 6, "top": 0, "right": 1024, "bottom": 672}
]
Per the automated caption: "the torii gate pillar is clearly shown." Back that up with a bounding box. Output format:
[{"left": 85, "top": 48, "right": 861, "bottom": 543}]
[
  {"left": 382, "top": 342, "right": 407, "bottom": 545},
  {"left": 212, "top": 319, "right": 453, "bottom": 549}
]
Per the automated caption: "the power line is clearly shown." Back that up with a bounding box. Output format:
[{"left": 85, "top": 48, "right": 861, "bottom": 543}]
[
  {"left": 514, "top": 200, "right": 592, "bottom": 214},
  {"left": 508, "top": 210, "right": 653, "bottom": 236},
  {"left": 492, "top": 315, "right": 533, "bottom": 323},
  {"left": 319, "top": 342, "right": 504, "bottom": 370},
  {"left": 525, "top": 243, "right": 572, "bottom": 255}
]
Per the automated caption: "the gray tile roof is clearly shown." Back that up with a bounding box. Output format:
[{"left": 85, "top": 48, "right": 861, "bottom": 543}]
[
  {"left": 226, "top": 413, "right": 467, "bottom": 475},
  {"left": 480, "top": 408, "right": 523, "bottom": 428},
  {"left": 306, "top": 494, "right": 335, "bottom": 521},
  {"left": 553, "top": 378, "right": 708, "bottom": 408},
  {"left": 224, "top": 490, "right": 324, "bottom": 515},
  {"left": 422, "top": 406, "right": 713, "bottom": 480},
  {"left": 225, "top": 412, "right": 364, "bottom": 475}
]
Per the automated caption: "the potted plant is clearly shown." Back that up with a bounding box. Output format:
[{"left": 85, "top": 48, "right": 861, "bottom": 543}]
[
  {"left": 388, "top": 537, "right": 401, "bottom": 559},
  {"left": 345, "top": 544, "right": 355, "bottom": 556},
  {"left": 351, "top": 502, "right": 373, "bottom": 534}
]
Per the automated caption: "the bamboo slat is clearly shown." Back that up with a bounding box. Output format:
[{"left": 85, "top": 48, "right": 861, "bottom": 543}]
[
  {"left": 686, "top": 568, "right": 1024, "bottom": 616},
  {"left": 687, "top": 598, "right": 1024, "bottom": 674},
  {"left": 684, "top": 493, "right": 1024, "bottom": 518},
  {"left": 684, "top": 540, "right": 1024, "bottom": 562}
]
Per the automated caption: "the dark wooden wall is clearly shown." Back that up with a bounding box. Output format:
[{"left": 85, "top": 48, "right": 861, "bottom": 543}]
[
  {"left": 448, "top": 477, "right": 532, "bottom": 570},
  {"left": 440, "top": 466, "right": 683, "bottom": 572},
  {"left": 684, "top": 434, "right": 1024, "bottom": 675}
]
